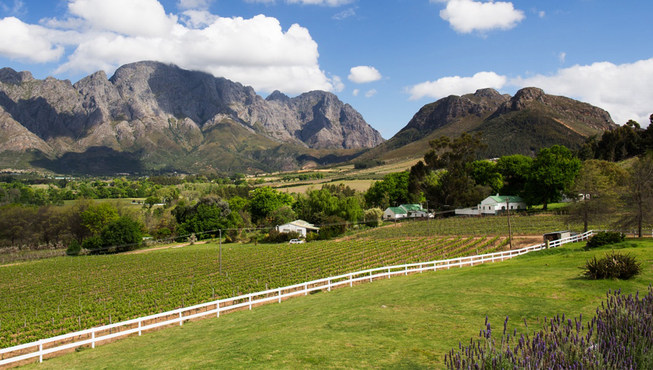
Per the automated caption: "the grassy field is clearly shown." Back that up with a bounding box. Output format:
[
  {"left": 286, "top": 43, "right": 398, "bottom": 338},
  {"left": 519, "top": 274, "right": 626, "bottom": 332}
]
[{"left": 28, "top": 239, "right": 653, "bottom": 369}]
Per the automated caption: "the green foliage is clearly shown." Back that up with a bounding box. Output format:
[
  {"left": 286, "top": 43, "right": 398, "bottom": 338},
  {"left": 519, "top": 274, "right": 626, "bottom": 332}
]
[
  {"left": 523, "top": 145, "right": 581, "bottom": 210},
  {"left": 364, "top": 208, "right": 383, "bottom": 227},
  {"left": 584, "top": 231, "right": 626, "bottom": 250},
  {"left": 617, "top": 155, "right": 653, "bottom": 237},
  {"left": 295, "top": 186, "right": 363, "bottom": 224},
  {"left": 568, "top": 160, "right": 625, "bottom": 232},
  {"left": 81, "top": 235, "right": 103, "bottom": 252},
  {"left": 583, "top": 251, "right": 641, "bottom": 280},
  {"left": 495, "top": 154, "right": 533, "bottom": 196},
  {"left": 263, "top": 229, "right": 300, "bottom": 243},
  {"left": 364, "top": 171, "right": 410, "bottom": 209},
  {"left": 173, "top": 196, "right": 235, "bottom": 239},
  {"left": 66, "top": 239, "right": 81, "bottom": 256},
  {"left": 410, "top": 133, "right": 490, "bottom": 209},
  {"left": 81, "top": 203, "right": 120, "bottom": 235},
  {"left": 353, "top": 159, "right": 385, "bottom": 169},
  {"left": 249, "top": 187, "right": 294, "bottom": 225},
  {"left": 470, "top": 160, "right": 503, "bottom": 193},
  {"left": 266, "top": 206, "right": 296, "bottom": 227},
  {"left": 580, "top": 122, "right": 648, "bottom": 161},
  {"left": 100, "top": 216, "right": 143, "bottom": 253},
  {"left": 316, "top": 215, "right": 347, "bottom": 240}
]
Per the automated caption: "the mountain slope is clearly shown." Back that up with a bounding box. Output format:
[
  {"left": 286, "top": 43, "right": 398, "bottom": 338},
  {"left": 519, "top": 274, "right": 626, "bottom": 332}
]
[
  {"left": 0, "top": 61, "right": 383, "bottom": 174},
  {"left": 361, "top": 87, "right": 616, "bottom": 161}
]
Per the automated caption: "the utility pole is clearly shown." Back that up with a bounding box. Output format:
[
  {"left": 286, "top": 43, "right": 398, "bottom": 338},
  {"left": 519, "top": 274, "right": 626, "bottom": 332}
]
[
  {"left": 219, "top": 229, "right": 222, "bottom": 274},
  {"left": 506, "top": 197, "right": 513, "bottom": 249}
]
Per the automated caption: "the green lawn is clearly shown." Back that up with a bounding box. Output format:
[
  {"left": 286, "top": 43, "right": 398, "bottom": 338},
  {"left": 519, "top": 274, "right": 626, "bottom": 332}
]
[{"left": 30, "top": 239, "right": 653, "bottom": 369}]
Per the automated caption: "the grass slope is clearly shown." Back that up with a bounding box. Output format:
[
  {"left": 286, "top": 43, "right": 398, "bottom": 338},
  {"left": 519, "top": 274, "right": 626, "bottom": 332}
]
[{"left": 30, "top": 239, "right": 653, "bottom": 369}]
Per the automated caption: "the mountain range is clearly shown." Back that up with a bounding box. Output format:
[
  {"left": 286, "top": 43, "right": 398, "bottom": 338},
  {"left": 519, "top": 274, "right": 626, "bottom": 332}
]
[
  {"left": 0, "top": 61, "right": 383, "bottom": 174},
  {"left": 0, "top": 61, "right": 617, "bottom": 175}
]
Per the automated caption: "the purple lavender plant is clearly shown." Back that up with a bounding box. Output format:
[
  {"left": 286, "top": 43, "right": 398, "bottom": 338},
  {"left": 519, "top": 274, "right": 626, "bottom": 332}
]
[{"left": 445, "top": 286, "right": 653, "bottom": 369}]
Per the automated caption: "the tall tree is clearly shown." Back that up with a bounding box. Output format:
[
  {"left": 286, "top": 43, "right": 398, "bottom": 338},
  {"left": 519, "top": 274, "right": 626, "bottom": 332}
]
[
  {"left": 618, "top": 155, "right": 653, "bottom": 237},
  {"left": 249, "top": 187, "right": 294, "bottom": 225},
  {"left": 523, "top": 145, "right": 581, "bottom": 210},
  {"left": 567, "top": 160, "right": 626, "bottom": 232},
  {"left": 365, "top": 171, "right": 410, "bottom": 209},
  {"left": 495, "top": 154, "right": 533, "bottom": 196}
]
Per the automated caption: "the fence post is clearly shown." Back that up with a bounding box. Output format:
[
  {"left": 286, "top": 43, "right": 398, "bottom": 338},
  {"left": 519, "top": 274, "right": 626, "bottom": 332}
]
[
  {"left": 138, "top": 320, "right": 142, "bottom": 336},
  {"left": 405, "top": 266, "right": 408, "bottom": 276},
  {"left": 179, "top": 312, "right": 183, "bottom": 326},
  {"left": 39, "top": 341, "right": 43, "bottom": 363},
  {"left": 92, "top": 330, "right": 95, "bottom": 348},
  {"left": 387, "top": 267, "right": 391, "bottom": 278},
  {"left": 369, "top": 271, "right": 373, "bottom": 282},
  {"left": 217, "top": 302, "right": 220, "bottom": 317},
  {"left": 328, "top": 279, "right": 332, "bottom": 292},
  {"left": 305, "top": 283, "right": 308, "bottom": 296},
  {"left": 249, "top": 295, "right": 252, "bottom": 310},
  {"left": 349, "top": 274, "right": 353, "bottom": 287}
]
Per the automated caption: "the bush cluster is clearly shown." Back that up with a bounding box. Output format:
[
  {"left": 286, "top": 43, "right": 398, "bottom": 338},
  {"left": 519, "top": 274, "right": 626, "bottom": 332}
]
[
  {"left": 263, "top": 230, "right": 300, "bottom": 243},
  {"left": 583, "top": 251, "right": 641, "bottom": 280},
  {"left": 584, "top": 231, "right": 625, "bottom": 250},
  {"left": 445, "top": 287, "right": 653, "bottom": 369}
]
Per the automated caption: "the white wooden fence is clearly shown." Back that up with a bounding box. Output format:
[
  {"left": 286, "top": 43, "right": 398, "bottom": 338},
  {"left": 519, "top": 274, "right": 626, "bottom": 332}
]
[{"left": 0, "top": 231, "right": 593, "bottom": 367}]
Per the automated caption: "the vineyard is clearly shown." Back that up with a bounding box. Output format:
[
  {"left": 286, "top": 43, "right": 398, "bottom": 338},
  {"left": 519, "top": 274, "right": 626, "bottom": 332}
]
[{"left": 0, "top": 215, "right": 578, "bottom": 349}]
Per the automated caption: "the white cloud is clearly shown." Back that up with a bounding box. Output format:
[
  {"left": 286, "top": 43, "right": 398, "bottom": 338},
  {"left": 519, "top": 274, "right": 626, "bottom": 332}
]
[
  {"left": 330, "top": 75, "right": 344, "bottom": 92},
  {"left": 352, "top": 88, "right": 359, "bottom": 96},
  {"left": 246, "top": 0, "right": 352, "bottom": 5},
  {"left": 333, "top": 7, "right": 355, "bottom": 20},
  {"left": 68, "top": 0, "right": 178, "bottom": 37},
  {"left": 177, "top": 0, "right": 212, "bottom": 10},
  {"left": 287, "top": 0, "right": 353, "bottom": 6},
  {"left": 408, "top": 71, "right": 507, "bottom": 100},
  {"left": 435, "top": 0, "right": 525, "bottom": 34},
  {"left": 1, "top": 0, "right": 25, "bottom": 16},
  {"left": 348, "top": 65, "right": 382, "bottom": 83},
  {"left": 511, "top": 58, "right": 653, "bottom": 126},
  {"left": 0, "top": 17, "right": 65, "bottom": 62},
  {"left": 0, "top": 1, "right": 337, "bottom": 95},
  {"left": 558, "top": 52, "right": 566, "bottom": 64},
  {"left": 538, "top": 10, "right": 545, "bottom": 18},
  {"left": 365, "top": 89, "right": 377, "bottom": 98}
]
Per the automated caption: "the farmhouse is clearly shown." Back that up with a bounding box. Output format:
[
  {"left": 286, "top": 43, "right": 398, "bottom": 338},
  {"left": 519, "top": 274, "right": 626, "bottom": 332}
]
[
  {"left": 455, "top": 195, "right": 526, "bottom": 216},
  {"left": 383, "top": 204, "right": 429, "bottom": 220},
  {"left": 276, "top": 220, "right": 320, "bottom": 238}
]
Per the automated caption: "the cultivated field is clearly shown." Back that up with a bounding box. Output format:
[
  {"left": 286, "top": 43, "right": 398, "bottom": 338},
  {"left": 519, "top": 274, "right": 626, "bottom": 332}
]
[{"left": 27, "top": 239, "right": 653, "bottom": 368}]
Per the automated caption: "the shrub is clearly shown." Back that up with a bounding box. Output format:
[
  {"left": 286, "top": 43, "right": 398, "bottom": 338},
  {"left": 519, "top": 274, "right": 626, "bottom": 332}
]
[
  {"left": 582, "top": 251, "right": 641, "bottom": 280},
  {"left": 66, "top": 239, "right": 81, "bottom": 256},
  {"left": 263, "top": 229, "right": 300, "bottom": 243},
  {"left": 445, "top": 287, "right": 653, "bottom": 369},
  {"left": 584, "top": 231, "right": 626, "bottom": 250},
  {"left": 81, "top": 235, "right": 103, "bottom": 254}
]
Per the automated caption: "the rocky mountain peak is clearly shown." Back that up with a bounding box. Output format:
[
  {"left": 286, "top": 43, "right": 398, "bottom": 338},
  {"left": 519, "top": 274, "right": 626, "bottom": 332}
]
[
  {"left": 266, "top": 90, "right": 290, "bottom": 102},
  {"left": 0, "top": 67, "right": 34, "bottom": 85}
]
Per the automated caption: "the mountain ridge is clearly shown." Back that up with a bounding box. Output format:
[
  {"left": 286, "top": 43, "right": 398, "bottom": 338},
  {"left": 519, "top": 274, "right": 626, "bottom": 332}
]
[{"left": 0, "top": 61, "right": 383, "bottom": 174}]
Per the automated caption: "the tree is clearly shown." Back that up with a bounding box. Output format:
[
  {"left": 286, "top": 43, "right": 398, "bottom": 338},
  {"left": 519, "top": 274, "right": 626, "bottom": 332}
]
[
  {"left": 618, "top": 155, "right": 653, "bottom": 237},
  {"left": 249, "top": 187, "right": 294, "bottom": 225},
  {"left": 495, "top": 155, "right": 533, "bottom": 195},
  {"left": 567, "top": 160, "right": 626, "bottom": 232},
  {"left": 410, "top": 133, "right": 488, "bottom": 209},
  {"left": 523, "top": 145, "right": 581, "bottom": 210},
  {"left": 99, "top": 216, "right": 143, "bottom": 253},
  {"left": 365, "top": 171, "right": 410, "bottom": 209},
  {"left": 470, "top": 160, "right": 503, "bottom": 194},
  {"left": 364, "top": 208, "right": 383, "bottom": 227},
  {"left": 80, "top": 202, "right": 119, "bottom": 235},
  {"left": 173, "top": 196, "right": 235, "bottom": 239}
]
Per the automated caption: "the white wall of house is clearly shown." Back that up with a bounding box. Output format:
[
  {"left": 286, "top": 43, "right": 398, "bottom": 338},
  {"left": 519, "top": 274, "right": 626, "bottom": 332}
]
[
  {"left": 277, "top": 224, "right": 307, "bottom": 237},
  {"left": 383, "top": 209, "right": 405, "bottom": 220}
]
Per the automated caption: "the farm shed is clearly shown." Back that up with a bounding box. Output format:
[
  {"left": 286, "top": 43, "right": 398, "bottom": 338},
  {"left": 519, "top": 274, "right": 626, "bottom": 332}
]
[
  {"left": 543, "top": 230, "right": 572, "bottom": 243},
  {"left": 276, "top": 220, "right": 320, "bottom": 238}
]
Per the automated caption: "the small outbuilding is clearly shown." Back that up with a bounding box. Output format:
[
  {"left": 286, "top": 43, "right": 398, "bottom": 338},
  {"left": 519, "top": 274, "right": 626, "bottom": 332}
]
[
  {"left": 276, "top": 220, "right": 320, "bottom": 238},
  {"left": 543, "top": 230, "right": 572, "bottom": 243}
]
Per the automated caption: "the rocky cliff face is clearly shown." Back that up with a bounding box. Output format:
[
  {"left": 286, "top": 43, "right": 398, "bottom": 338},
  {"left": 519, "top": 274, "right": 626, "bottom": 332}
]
[{"left": 0, "top": 61, "right": 383, "bottom": 173}]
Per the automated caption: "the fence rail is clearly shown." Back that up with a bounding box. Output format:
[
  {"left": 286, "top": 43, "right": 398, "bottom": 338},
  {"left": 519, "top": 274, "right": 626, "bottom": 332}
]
[{"left": 0, "top": 230, "right": 593, "bottom": 367}]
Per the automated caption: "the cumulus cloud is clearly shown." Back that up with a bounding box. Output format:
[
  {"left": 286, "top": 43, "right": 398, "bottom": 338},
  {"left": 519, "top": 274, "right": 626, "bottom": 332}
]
[
  {"left": 1, "top": 0, "right": 25, "bottom": 16},
  {"left": 0, "top": 17, "right": 66, "bottom": 62},
  {"left": 348, "top": 65, "right": 382, "bottom": 83},
  {"left": 177, "top": 0, "right": 212, "bottom": 10},
  {"left": 365, "top": 89, "right": 377, "bottom": 98},
  {"left": 352, "top": 89, "right": 359, "bottom": 96},
  {"left": 435, "top": 0, "right": 525, "bottom": 34},
  {"left": 407, "top": 71, "right": 507, "bottom": 100},
  {"left": 0, "top": 0, "right": 338, "bottom": 94},
  {"left": 511, "top": 58, "right": 653, "bottom": 126},
  {"left": 246, "top": 0, "right": 352, "bottom": 5},
  {"left": 558, "top": 52, "right": 566, "bottom": 63}
]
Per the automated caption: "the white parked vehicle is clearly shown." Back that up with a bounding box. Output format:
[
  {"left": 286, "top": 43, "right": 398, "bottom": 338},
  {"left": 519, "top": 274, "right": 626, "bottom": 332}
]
[{"left": 289, "top": 239, "right": 305, "bottom": 244}]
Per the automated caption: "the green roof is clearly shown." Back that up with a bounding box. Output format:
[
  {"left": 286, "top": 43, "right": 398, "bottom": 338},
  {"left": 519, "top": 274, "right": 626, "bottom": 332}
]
[
  {"left": 487, "top": 195, "right": 524, "bottom": 203},
  {"left": 400, "top": 204, "right": 423, "bottom": 212},
  {"left": 387, "top": 207, "right": 407, "bottom": 214}
]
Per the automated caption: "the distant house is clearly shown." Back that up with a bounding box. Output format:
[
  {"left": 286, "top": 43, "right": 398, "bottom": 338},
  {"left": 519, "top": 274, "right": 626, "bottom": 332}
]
[
  {"left": 276, "top": 220, "right": 320, "bottom": 238},
  {"left": 455, "top": 195, "right": 526, "bottom": 216},
  {"left": 383, "top": 204, "right": 429, "bottom": 220}
]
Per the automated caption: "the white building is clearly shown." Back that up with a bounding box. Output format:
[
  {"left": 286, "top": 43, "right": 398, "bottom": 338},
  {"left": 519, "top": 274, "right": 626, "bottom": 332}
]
[
  {"left": 455, "top": 195, "right": 526, "bottom": 216},
  {"left": 276, "top": 220, "right": 320, "bottom": 238}
]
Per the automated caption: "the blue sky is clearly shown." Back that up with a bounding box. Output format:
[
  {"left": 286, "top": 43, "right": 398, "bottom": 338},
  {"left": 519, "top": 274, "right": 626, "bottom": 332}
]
[{"left": 0, "top": 0, "right": 651, "bottom": 138}]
